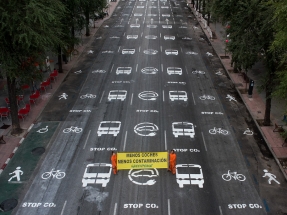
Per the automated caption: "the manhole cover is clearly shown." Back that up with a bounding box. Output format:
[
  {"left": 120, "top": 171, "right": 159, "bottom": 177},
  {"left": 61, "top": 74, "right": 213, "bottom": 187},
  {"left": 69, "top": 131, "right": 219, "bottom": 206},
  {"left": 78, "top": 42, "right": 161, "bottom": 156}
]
[
  {"left": 31, "top": 147, "right": 45, "bottom": 156},
  {"left": 0, "top": 199, "right": 18, "bottom": 212}
]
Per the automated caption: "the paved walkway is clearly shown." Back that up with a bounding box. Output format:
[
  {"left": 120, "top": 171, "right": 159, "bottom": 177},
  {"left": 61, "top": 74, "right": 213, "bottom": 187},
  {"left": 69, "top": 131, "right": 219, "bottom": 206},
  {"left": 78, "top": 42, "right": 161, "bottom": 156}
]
[
  {"left": 0, "top": 0, "right": 120, "bottom": 174},
  {"left": 190, "top": 6, "right": 287, "bottom": 179}
]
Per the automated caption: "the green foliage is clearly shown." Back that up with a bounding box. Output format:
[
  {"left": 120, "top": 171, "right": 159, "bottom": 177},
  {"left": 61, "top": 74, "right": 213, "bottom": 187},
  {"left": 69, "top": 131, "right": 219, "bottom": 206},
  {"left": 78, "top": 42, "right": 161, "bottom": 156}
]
[{"left": 0, "top": 0, "right": 67, "bottom": 80}]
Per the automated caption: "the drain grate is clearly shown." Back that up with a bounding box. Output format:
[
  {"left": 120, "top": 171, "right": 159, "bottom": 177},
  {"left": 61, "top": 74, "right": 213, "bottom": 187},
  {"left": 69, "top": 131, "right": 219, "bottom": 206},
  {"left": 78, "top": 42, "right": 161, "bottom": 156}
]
[
  {"left": 31, "top": 147, "right": 45, "bottom": 156},
  {"left": 0, "top": 199, "right": 18, "bottom": 212}
]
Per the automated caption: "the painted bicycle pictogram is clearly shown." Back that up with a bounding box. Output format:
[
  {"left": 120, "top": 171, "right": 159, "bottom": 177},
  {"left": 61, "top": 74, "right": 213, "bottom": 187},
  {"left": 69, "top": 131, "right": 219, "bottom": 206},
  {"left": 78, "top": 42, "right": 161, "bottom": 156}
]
[
  {"left": 243, "top": 128, "right": 254, "bottom": 135},
  {"left": 63, "top": 126, "right": 83, "bottom": 133},
  {"left": 222, "top": 170, "right": 246, "bottom": 181},
  {"left": 199, "top": 95, "right": 215, "bottom": 100},
  {"left": 192, "top": 70, "right": 205, "bottom": 74},
  {"left": 41, "top": 169, "right": 66, "bottom": 179},
  {"left": 209, "top": 127, "right": 229, "bottom": 135},
  {"left": 80, "top": 94, "right": 96, "bottom": 99}
]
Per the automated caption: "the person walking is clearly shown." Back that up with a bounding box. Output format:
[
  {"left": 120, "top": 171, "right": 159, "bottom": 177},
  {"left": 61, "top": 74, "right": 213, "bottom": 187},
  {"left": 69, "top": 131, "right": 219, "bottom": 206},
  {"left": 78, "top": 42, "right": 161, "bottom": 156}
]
[
  {"left": 168, "top": 149, "right": 176, "bottom": 175},
  {"left": 111, "top": 151, "right": 117, "bottom": 175}
]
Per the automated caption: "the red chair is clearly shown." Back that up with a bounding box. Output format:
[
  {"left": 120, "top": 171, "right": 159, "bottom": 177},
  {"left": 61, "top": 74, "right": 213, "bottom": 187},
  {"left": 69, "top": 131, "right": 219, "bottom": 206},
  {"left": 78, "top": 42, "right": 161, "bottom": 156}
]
[
  {"left": 18, "top": 114, "right": 25, "bottom": 121},
  {"left": 50, "top": 69, "right": 58, "bottom": 82},
  {"left": 29, "top": 90, "right": 40, "bottom": 105},
  {"left": 5, "top": 98, "right": 10, "bottom": 107},
  {"left": 40, "top": 78, "right": 51, "bottom": 92},
  {"left": 17, "top": 95, "right": 25, "bottom": 106},
  {"left": 0, "top": 107, "right": 10, "bottom": 121},
  {"left": 21, "top": 84, "right": 31, "bottom": 93}
]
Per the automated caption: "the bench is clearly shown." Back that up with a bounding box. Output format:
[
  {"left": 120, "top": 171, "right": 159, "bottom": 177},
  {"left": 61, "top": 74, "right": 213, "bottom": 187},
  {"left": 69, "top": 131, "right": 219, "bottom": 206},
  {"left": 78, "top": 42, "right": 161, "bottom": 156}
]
[
  {"left": 0, "top": 135, "right": 6, "bottom": 144},
  {"left": 273, "top": 123, "right": 284, "bottom": 132}
]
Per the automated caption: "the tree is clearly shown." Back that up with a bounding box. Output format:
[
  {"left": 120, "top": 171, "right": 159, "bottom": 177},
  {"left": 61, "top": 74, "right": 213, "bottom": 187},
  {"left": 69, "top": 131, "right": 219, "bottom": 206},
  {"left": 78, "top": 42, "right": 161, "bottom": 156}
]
[
  {"left": 211, "top": 0, "right": 277, "bottom": 125},
  {"left": 271, "top": 0, "right": 287, "bottom": 103},
  {"left": 0, "top": 0, "right": 67, "bottom": 134}
]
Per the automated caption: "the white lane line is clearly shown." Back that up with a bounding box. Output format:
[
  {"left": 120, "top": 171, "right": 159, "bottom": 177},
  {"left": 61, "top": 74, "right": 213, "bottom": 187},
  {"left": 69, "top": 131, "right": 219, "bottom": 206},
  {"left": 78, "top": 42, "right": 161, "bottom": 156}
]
[
  {"left": 118, "top": 46, "right": 121, "bottom": 52},
  {"left": 185, "top": 66, "right": 188, "bottom": 75},
  {"left": 136, "top": 64, "right": 138, "bottom": 72},
  {"left": 164, "top": 130, "right": 167, "bottom": 150},
  {"left": 192, "top": 92, "right": 196, "bottom": 105},
  {"left": 168, "top": 199, "right": 171, "bottom": 215},
  {"left": 110, "top": 64, "right": 114, "bottom": 73},
  {"left": 163, "top": 90, "right": 165, "bottom": 102},
  {"left": 83, "top": 130, "right": 91, "bottom": 149},
  {"left": 201, "top": 132, "right": 207, "bottom": 151},
  {"left": 160, "top": 33, "right": 161, "bottom": 38},
  {"left": 124, "top": 32, "right": 126, "bottom": 36},
  {"left": 180, "top": 47, "right": 183, "bottom": 53},
  {"left": 123, "top": 131, "right": 128, "bottom": 151},
  {"left": 160, "top": 46, "right": 162, "bottom": 52},
  {"left": 130, "top": 93, "right": 134, "bottom": 105},
  {"left": 139, "top": 46, "right": 141, "bottom": 53},
  {"left": 113, "top": 203, "right": 118, "bottom": 215},
  {"left": 161, "top": 64, "right": 163, "bottom": 72},
  {"left": 141, "top": 32, "right": 143, "bottom": 37},
  {"left": 60, "top": 200, "right": 67, "bottom": 215},
  {"left": 99, "top": 91, "right": 105, "bottom": 103},
  {"left": 219, "top": 206, "right": 223, "bottom": 215}
]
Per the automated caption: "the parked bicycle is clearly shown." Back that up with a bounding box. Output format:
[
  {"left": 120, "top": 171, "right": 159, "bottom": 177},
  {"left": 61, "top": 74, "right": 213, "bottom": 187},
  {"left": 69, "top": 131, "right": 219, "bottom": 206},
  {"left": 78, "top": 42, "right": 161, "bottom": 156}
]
[
  {"left": 192, "top": 70, "right": 205, "bottom": 74},
  {"left": 80, "top": 94, "right": 97, "bottom": 99},
  {"left": 41, "top": 169, "right": 66, "bottom": 179},
  {"left": 222, "top": 170, "right": 246, "bottom": 181},
  {"left": 209, "top": 127, "right": 229, "bottom": 135},
  {"left": 63, "top": 126, "right": 83, "bottom": 133},
  {"left": 199, "top": 95, "right": 215, "bottom": 100}
]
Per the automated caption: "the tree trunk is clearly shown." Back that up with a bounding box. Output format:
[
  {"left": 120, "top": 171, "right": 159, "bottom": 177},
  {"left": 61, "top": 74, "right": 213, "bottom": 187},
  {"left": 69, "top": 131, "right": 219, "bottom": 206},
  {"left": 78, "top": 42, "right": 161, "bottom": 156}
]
[
  {"left": 58, "top": 45, "right": 63, "bottom": 73},
  {"left": 207, "top": 12, "right": 210, "bottom": 26},
  {"left": 85, "top": 10, "right": 90, "bottom": 36},
  {"left": 263, "top": 92, "right": 271, "bottom": 126},
  {"left": 7, "top": 76, "right": 23, "bottom": 135}
]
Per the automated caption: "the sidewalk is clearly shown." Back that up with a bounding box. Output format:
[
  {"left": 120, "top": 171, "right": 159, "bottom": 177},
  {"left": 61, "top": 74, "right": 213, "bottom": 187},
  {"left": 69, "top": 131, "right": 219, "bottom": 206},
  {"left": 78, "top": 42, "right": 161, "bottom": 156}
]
[
  {"left": 190, "top": 6, "right": 287, "bottom": 180},
  {"left": 0, "top": 1, "right": 119, "bottom": 174}
]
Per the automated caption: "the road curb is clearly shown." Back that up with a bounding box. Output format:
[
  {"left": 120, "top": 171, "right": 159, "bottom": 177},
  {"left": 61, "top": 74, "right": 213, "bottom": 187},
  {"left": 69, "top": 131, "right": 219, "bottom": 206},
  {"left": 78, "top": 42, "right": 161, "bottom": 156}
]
[
  {"left": 0, "top": 123, "right": 35, "bottom": 175},
  {"left": 190, "top": 7, "right": 287, "bottom": 181}
]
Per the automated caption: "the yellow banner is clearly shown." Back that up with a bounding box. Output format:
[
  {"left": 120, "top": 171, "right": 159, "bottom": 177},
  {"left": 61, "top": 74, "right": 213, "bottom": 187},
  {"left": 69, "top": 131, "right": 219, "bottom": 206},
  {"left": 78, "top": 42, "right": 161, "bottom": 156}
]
[{"left": 117, "top": 152, "right": 168, "bottom": 170}]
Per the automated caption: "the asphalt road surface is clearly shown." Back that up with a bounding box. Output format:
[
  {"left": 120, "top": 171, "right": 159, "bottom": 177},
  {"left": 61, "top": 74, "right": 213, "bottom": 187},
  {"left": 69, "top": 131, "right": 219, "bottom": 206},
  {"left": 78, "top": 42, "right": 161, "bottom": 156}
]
[{"left": 11, "top": 0, "right": 284, "bottom": 214}]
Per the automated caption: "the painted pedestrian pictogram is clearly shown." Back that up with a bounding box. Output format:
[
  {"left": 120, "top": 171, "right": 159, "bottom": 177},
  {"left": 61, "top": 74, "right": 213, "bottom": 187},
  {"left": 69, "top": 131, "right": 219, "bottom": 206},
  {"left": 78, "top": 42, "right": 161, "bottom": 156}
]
[
  {"left": 74, "top": 70, "right": 82, "bottom": 74},
  {"left": 226, "top": 94, "right": 237, "bottom": 102},
  {"left": 128, "top": 169, "right": 159, "bottom": 185},
  {"left": 41, "top": 169, "right": 66, "bottom": 180},
  {"left": 206, "top": 52, "right": 213, "bottom": 56},
  {"left": 262, "top": 169, "right": 280, "bottom": 184},
  {"left": 59, "top": 93, "right": 68, "bottom": 100},
  {"left": 222, "top": 170, "right": 246, "bottom": 181},
  {"left": 209, "top": 127, "right": 229, "bottom": 135},
  {"left": 87, "top": 50, "right": 94, "bottom": 54},
  {"left": 37, "top": 126, "right": 49, "bottom": 133},
  {"left": 63, "top": 126, "right": 83, "bottom": 133},
  {"left": 8, "top": 167, "right": 23, "bottom": 182}
]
